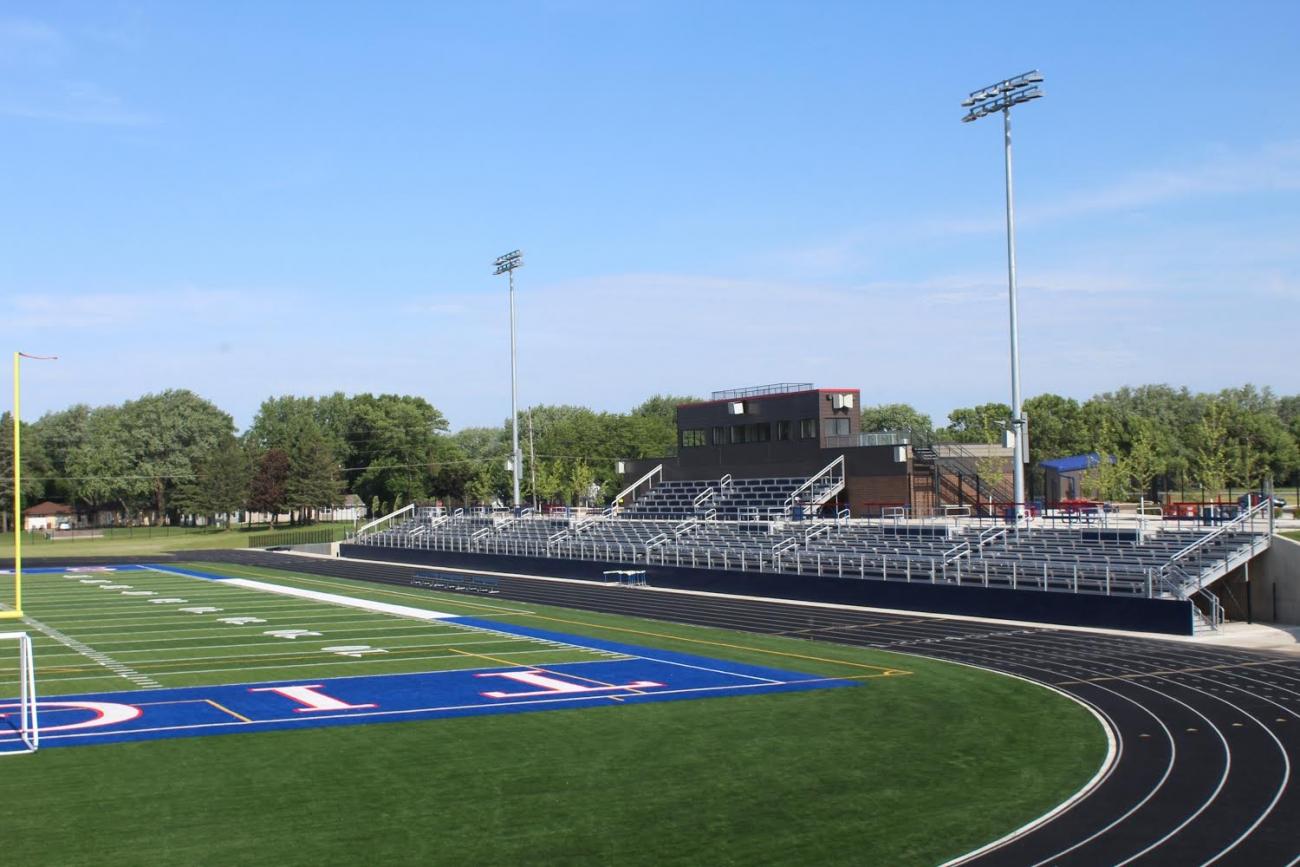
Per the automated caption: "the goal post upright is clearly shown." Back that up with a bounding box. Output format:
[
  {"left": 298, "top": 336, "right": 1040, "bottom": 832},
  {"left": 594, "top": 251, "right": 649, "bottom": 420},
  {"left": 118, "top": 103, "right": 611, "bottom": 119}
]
[
  {"left": 0, "top": 630, "right": 38, "bottom": 755},
  {"left": 6, "top": 351, "right": 55, "bottom": 621},
  {"left": 8, "top": 351, "right": 22, "bottom": 619}
]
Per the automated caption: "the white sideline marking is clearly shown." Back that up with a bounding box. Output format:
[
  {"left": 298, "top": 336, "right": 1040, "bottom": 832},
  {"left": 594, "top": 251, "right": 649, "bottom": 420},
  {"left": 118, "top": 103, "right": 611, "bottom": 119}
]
[
  {"left": 220, "top": 577, "right": 459, "bottom": 621},
  {"left": 21, "top": 615, "right": 164, "bottom": 690}
]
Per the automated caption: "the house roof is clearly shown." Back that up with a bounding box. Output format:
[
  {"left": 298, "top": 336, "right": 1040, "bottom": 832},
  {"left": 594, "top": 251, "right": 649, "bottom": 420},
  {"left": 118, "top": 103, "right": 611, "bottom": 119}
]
[
  {"left": 1039, "top": 452, "right": 1114, "bottom": 473},
  {"left": 24, "top": 501, "right": 73, "bottom": 516},
  {"left": 340, "top": 494, "right": 363, "bottom": 507}
]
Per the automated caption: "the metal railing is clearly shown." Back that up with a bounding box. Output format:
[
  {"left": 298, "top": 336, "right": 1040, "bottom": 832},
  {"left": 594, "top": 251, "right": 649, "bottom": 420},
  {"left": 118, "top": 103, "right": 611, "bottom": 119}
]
[
  {"left": 711, "top": 383, "right": 814, "bottom": 400},
  {"left": 350, "top": 503, "right": 416, "bottom": 541},
  {"left": 612, "top": 464, "right": 663, "bottom": 513},
  {"left": 784, "top": 455, "right": 846, "bottom": 515},
  {"left": 1157, "top": 498, "right": 1271, "bottom": 596},
  {"left": 351, "top": 525, "right": 1178, "bottom": 601},
  {"left": 824, "top": 431, "right": 910, "bottom": 449}
]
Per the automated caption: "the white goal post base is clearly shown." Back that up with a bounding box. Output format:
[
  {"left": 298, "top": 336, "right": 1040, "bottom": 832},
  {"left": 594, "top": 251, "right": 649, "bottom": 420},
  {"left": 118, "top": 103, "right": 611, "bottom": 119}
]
[{"left": 0, "top": 631, "right": 38, "bottom": 756}]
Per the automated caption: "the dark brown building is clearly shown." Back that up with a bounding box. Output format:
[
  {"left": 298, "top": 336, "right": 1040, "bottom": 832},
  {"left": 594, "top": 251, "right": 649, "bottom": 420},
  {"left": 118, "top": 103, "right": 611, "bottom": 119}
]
[{"left": 621, "top": 383, "right": 1018, "bottom": 518}]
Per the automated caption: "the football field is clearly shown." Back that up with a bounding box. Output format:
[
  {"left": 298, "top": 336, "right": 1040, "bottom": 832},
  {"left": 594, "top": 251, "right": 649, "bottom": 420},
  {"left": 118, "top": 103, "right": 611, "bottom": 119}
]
[{"left": 0, "top": 562, "right": 1106, "bottom": 865}]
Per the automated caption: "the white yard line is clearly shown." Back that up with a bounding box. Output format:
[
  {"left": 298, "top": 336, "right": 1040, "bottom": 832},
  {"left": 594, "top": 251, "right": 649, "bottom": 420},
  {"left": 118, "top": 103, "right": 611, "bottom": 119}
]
[
  {"left": 149, "top": 568, "right": 461, "bottom": 621},
  {"left": 21, "top": 615, "right": 164, "bottom": 690}
]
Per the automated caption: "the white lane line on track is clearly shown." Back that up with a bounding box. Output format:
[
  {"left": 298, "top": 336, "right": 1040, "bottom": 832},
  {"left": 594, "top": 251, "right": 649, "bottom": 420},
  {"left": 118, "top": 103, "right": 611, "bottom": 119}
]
[
  {"left": 933, "top": 636, "right": 1266, "bottom": 867},
  {"left": 1101, "top": 652, "right": 1297, "bottom": 867},
  {"left": 933, "top": 661, "right": 1123, "bottom": 867},
  {"left": 1055, "top": 642, "right": 1300, "bottom": 863},
  {"left": 20, "top": 615, "right": 163, "bottom": 690},
  {"left": 919, "top": 641, "right": 1182, "bottom": 867}
]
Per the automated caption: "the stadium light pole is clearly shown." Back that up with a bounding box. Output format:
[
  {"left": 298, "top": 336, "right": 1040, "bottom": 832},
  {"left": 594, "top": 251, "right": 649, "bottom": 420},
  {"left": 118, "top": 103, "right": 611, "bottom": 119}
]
[
  {"left": 493, "top": 250, "right": 524, "bottom": 513},
  {"left": 962, "top": 70, "right": 1044, "bottom": 523},
  {"left": 8, "top": 352, "right": 58, "bottom": 619}
]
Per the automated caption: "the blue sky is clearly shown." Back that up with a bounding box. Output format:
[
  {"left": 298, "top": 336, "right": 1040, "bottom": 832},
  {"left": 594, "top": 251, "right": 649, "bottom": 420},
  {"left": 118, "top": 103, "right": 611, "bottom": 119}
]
[{"left": 2, "top": 1, "right": 1298, "bottom": 431}]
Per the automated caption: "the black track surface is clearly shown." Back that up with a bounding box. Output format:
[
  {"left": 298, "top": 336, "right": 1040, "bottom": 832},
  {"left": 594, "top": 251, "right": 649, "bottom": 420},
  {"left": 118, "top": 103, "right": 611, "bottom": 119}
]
[{"left": 152, "top": 551, "right": 1300, "bottom": 864}]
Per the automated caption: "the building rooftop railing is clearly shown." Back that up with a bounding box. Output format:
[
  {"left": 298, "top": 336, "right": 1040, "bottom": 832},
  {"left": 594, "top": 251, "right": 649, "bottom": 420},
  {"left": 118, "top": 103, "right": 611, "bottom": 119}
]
[
  {"left": 825, "top": 431, "right": 911, "bottom": 448},
  {"left": 710, "top": 382, "right": 815, "bottom": 400}
]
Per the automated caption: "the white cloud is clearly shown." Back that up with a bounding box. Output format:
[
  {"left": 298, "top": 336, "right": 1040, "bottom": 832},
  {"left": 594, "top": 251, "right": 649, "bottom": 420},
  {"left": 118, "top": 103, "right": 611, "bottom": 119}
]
[
  {"left": 6, "top": 288, "right": 275, "bottom": 329},
  {"left": 0, "top": 18, "right": 67, "bottom": 67},
  {"left": 0, "top": 16, "right": 152, "bottom": 126},
  {"left": 0, "top": 80, "right": 152, "bottom": 126}
]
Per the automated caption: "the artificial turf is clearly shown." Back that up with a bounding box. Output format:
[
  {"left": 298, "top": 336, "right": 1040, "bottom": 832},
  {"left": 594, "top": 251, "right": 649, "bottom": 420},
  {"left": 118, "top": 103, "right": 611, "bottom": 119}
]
[{"left": 0, "top": 562, "right": 1106, "bottom": 866}]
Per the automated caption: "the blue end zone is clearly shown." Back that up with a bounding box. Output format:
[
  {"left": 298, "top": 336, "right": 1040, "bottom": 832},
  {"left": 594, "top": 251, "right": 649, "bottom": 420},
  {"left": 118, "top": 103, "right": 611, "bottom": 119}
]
[{"left": 1, "top": 615, "right": 860, "bottom": 751}]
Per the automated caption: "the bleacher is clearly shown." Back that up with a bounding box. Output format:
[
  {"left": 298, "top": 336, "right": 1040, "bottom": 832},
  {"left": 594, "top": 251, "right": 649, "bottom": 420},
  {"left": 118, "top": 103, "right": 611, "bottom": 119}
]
[
  {"left": 620, "top": 475, "right": 833, "bottom": 521},
  {"left": 349, "top": 495, "right": 1271, "bottom": 628}
]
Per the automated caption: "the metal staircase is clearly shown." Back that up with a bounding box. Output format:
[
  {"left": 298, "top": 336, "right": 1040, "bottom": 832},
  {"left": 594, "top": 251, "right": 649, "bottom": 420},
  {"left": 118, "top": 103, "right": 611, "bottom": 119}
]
[{"left": 784, "top": 455, "right": 846, "bottom": 517}]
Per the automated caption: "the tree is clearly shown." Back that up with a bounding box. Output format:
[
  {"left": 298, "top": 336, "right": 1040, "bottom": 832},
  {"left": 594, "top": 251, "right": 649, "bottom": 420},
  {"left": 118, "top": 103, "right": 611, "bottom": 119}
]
[
  {"left": 248, "top": 449, "right": 290, "bottom": 526},
  {"left": 568, "top": 460, "right": 596, "bottom": 506},
  {"left": 627, "top": 394, "right": 697, "bottom": 458},
  {"left": 175, "top": 434, "right": 252, "bottom": 525},
  {"left": 1192, "top": 398, "right": 1231, "bottom": 493},
  {"left": 0, "top": 413, "right": 49, "bottom": 534},
  {"left": 284, "top": 418, "right": 343, "bottom": 523},
  {"left": 66, "top": 406, "right": 148, "bottom": 522},
  {"left": 1021, "top": 394, "right": 1085, "bottom": 466},
  {"left": 860, "top": 404, "right": 933, "bottom": 436},
  {"left": 943, "top": 403, "right": 1011, "bottom": 444},
  {"left": 1125, "top": 422, "right": 1161, "bottom": 500},
  {"left": 347, "top": 394, "right": 449, "bottom": 508},
  {"left": 119, "top": 390, "right": 234, "bottom": 522},
  {"left": 31, "top": 404, "right": 91, "bottom": 505}
]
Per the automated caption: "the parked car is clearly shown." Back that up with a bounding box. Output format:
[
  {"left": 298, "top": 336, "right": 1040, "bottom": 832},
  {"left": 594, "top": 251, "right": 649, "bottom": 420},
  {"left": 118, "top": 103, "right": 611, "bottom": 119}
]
[
  {"left": 1238, "top": 492, "right": 1286, "bottom": 509},
  {"left": 57, "top": 521, "right": 72, "bottom": 531}
]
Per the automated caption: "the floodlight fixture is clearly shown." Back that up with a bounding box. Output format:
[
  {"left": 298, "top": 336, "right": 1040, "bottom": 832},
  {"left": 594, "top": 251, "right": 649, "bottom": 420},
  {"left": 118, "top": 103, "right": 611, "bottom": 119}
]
[
  {"left": 960, "top": 70, "right": 1045, "bottom": 523},
  {"left": 493, "top": 250, "right": 523, "bottom": 276}
]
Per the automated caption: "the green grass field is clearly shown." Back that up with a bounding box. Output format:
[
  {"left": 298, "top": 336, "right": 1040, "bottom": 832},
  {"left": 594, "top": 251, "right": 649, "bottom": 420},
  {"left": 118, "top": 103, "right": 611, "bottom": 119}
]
[
  {"left": 0, "top": 562, "right": 1106, "bottom": 866},
  {"left": 0, "top": 523, "right": 352, "bottom": 558}
]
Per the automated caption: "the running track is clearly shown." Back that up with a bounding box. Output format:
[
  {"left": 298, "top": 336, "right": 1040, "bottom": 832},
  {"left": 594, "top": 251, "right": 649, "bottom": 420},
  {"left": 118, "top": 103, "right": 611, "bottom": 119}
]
[{"left": 34, "top": 551, "right": 1300, "bottom": 866}]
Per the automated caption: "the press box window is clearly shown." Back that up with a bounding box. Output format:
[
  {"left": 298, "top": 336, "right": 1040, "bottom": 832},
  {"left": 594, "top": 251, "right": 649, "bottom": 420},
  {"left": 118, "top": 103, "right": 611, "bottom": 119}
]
[
  {"left": 776, "top": 420, "right": 791, "bottom": 441},
  {"left": 799, "top": 418, "right": 818, "bottom": 439},
  {"left": 681, "top": 429, "right": 708, "bottom": 448},
  {"left": 825, "top": 417, "right": 850, "bottom": 437},
  {"left": 729, "top": 423, "right": 771, "bottom": 444}
]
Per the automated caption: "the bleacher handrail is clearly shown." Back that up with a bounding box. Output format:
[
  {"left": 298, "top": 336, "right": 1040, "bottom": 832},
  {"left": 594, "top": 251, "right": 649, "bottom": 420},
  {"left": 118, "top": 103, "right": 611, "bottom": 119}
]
[
  {"left": 692, "top": 487, "right": 716, "bottom": 508},
  {"left": 352, "top": 502, "right": 416, "bottom": 539},
  {"left": 784, "top": 455, "right": 846, "bottom": 515},
  {"left": 941, "top": 540, "right": 971, "bottom": 566},
  {"left": 804, "top": 521, "right": 832, "bottom": 543},
  {"left": 612, "top": 464, "right": 663, "bottom": 512},
  {"left": 977, "top": 526, "right": 1009, "bottom": 551},
  {"left": 673, "top": 518, "right": 700, "bottom": 540},
  {"left": 1158, "top": 498, "right": 1270, "bottom": 593},
  {"left": 772, "top": 537, "right": 798, "bottom": 555}
]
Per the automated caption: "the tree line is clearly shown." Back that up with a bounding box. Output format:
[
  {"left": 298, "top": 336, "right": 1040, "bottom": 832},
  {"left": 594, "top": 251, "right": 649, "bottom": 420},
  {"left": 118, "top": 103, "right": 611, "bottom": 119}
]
[
  {"left": 0, "top": 391, "right": 689, "bottom": 531},
  {"left": 3, "top": 382, "right": 1296, "bottom": 531},
  {"left": 861, "top": 384, "right": 1300, "bottom": 500}
]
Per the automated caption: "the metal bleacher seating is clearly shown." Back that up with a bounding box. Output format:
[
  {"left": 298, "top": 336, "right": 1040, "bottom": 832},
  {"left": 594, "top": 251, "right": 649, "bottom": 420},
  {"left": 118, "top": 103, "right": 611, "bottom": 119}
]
[{"left": 350, "top": 491, "right": 1271, "bottom": 630}]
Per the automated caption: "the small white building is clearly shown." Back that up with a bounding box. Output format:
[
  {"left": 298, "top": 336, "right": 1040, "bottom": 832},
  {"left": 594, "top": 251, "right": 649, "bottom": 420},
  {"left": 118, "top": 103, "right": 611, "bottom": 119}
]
[
  {"left": 318, "top": 494, "right": 366, "bottom": 522},
  {"left": 23, "top": 501, "right": 75, "bottom": 532}
]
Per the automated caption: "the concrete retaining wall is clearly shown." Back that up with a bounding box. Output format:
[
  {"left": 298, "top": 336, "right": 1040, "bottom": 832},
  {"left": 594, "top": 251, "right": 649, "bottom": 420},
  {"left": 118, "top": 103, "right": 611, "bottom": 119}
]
[{"left": 1243, "top": 535, "right": 1300, "bottom": 625}]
